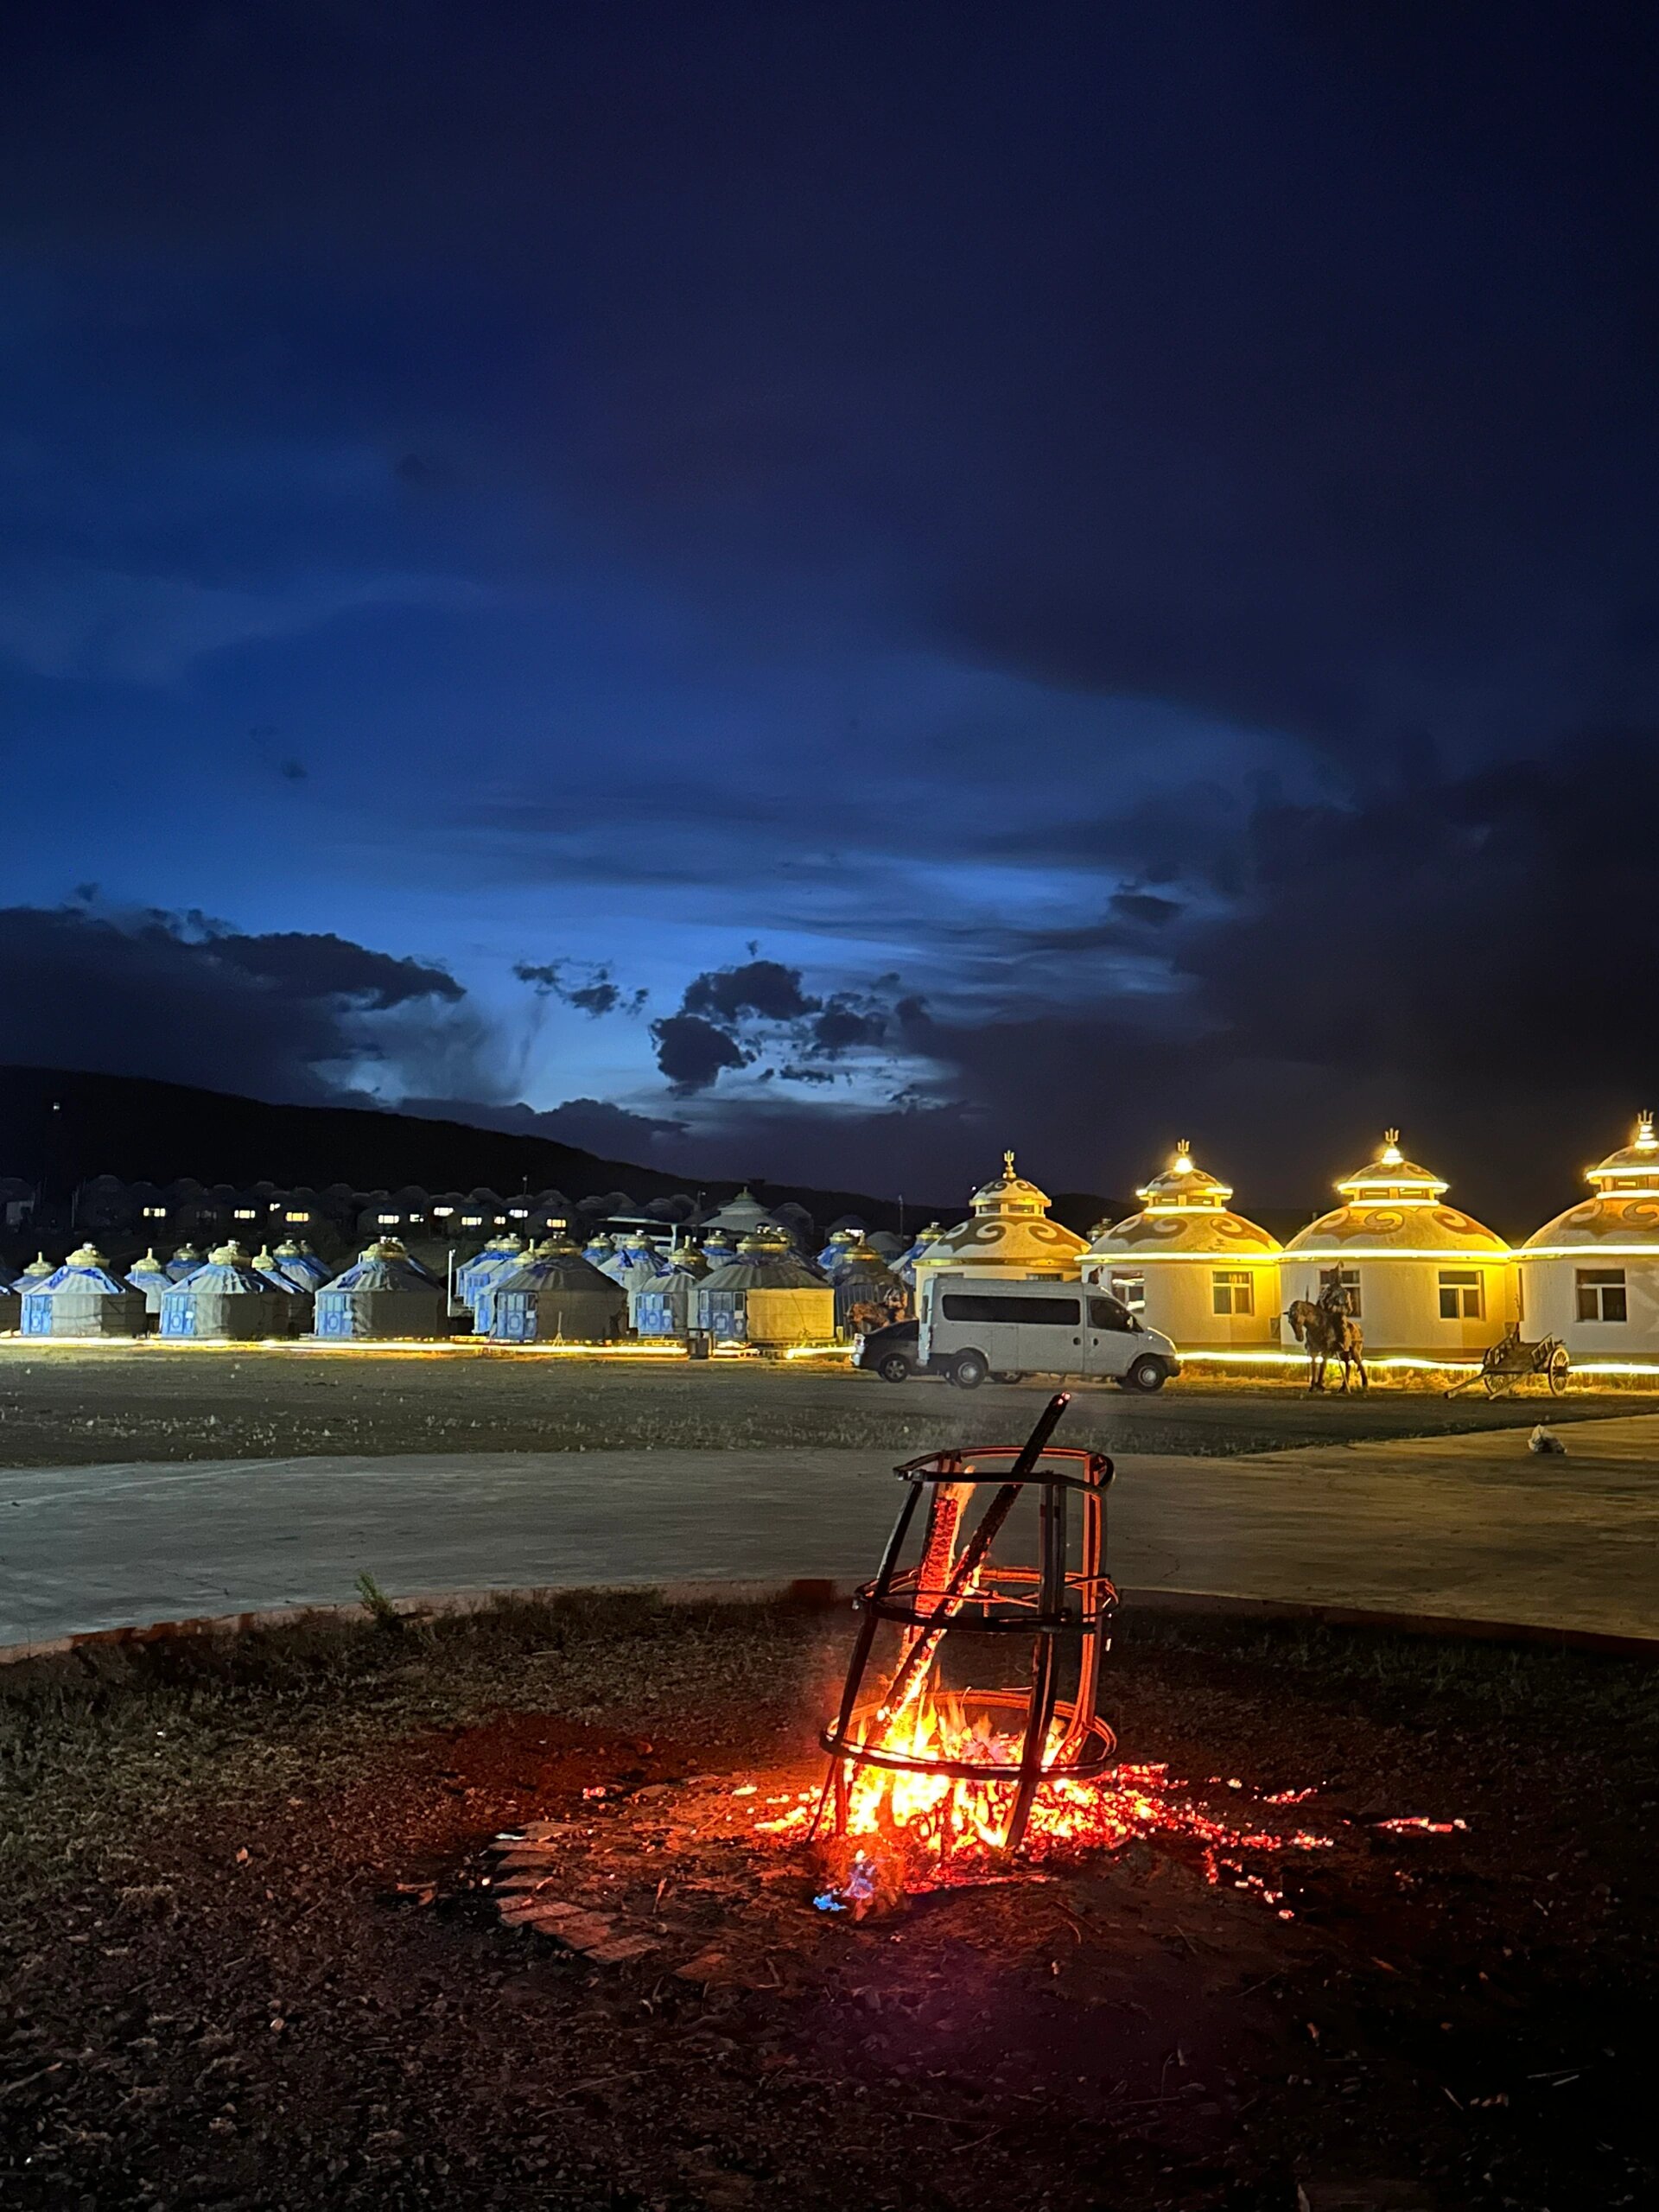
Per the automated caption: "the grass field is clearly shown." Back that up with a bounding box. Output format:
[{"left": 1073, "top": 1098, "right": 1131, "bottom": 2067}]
[{"left": 0, "top": 1341, "right": 1643, "bottom": 1467}]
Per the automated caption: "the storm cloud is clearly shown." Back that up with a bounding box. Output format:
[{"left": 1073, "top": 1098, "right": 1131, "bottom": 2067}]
[
  {"left": 0, "top": 905, "right": 480, "bottom": 1106},
  {"left": 3, "top": 7, "right": 1655, "bottom": 1210}
]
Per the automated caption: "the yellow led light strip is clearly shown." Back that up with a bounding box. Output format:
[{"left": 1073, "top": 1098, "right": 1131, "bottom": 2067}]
[
  {"left": 1277, "top": 1248, "right": 1513, "bottom": 1261},
  {"left": 1518, "top": 1245, "right": 1659, "bottom": 1260}
]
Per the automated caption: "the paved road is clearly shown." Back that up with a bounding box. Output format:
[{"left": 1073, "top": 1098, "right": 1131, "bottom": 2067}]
[{"left": 2, "top": 1414, "right": 1656, "bottom": 1651}]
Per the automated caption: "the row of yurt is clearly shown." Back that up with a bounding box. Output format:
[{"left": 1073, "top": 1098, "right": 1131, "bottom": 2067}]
[
  {"left": 1075, "top": 1118, "right": 1659, "bottom": 1365},
  {"left": 1081, "top": 1133, "right": 1515, "bottom": 1361}
]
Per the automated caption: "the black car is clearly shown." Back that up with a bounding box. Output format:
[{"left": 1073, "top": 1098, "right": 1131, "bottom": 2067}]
[{"left": 851, "top": 1316, "right": 927, "bottom": 1382}]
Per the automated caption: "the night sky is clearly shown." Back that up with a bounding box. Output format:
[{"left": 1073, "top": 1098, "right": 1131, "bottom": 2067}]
[{"left": 3, "top": 3, "right": 1656, "bottom": 1225}]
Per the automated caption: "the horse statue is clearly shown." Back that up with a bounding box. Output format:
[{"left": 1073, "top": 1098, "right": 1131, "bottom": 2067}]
[{"left": 1285, "top": 1284, "right": 1369, "bottom": 1394}]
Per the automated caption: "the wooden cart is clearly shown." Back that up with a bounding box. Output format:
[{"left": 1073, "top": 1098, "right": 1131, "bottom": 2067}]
[{"left": 1445, "top": 1325, "right": 1570, "bottom": 1398}]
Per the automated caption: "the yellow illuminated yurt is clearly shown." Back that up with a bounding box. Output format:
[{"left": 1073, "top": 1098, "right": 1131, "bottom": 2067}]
[
  {"left": 1084, "top": 1141, "right": 1281, "bottom": 1348},
  {"left": 1281, "top": 1131, "right": 1515, "bottom": 1361},
  {"left": 1518, "top": 1114, "right": 1659, "bottom": 1365},
  {"left": 914, "top": 1152, "right": 1088, "bottom": 1283}
]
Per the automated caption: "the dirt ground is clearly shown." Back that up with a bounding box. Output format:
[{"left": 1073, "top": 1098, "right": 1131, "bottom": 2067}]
[
  {"left": 0, "top": 1344, "right": 1644, "bottom": 1466},
  {"left": 1, "top": 1597, "right": 1652, "bottom": 2211}
]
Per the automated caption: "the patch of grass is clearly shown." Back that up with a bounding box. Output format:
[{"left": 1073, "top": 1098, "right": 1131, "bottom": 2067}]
[
  {"left": 1119, "top": 1605, "right": 1659, "bottom": 1734},
  {"left": 0, "top": 1591, "right": 830, "bottom": 1911}
]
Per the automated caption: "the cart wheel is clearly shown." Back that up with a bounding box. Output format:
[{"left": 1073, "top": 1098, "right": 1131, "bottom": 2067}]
[
  {"left": 1482, "top": 1371, "right": 1503, "bottom": 1397},
  {"left": 1548, "top": 1345, "right": 1570, "bottom": 1395}
]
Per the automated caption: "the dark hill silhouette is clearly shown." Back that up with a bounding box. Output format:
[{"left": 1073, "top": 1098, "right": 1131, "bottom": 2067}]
[{"left": 0, "top": 1065, "right": 957, "bottom": 1233}]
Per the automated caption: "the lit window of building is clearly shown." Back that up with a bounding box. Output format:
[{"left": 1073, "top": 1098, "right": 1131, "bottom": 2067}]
[
  {"left": 1576, "top": 1268, "right": 1627, "bottom": 1323},
  {"left": 233, "top": 1208, "right": 257, "bottom": 1220},
  {"left": 143, "top": 1205, "right": 167, "bottom": 1218},
  {"left": 1109, "top": 1272, "right": 1146, "bottom": 1311},
  {"left": 1437, "top": 1270, "right": 1483, "bottom": 1320},
  {"left": 1211, "top": 1269, "right": 1254, "bottom": 1317},
  {"left": 378, "top": 1213, "right": 400, "bottom": 1225},
  {"left": 285, "top": 1211, "right": 309, "bottom": 1224},
  {"left": 432, "top": 1205, "right": 453, "bottom": 1217},
  {"left": 1319, "top": 1267, "right": 1362, "bottom": 1317}
]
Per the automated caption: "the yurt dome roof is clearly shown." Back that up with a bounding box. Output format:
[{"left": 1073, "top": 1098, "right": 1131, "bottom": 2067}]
[
  {"left": 916, "top": 1152, "right": 1088, "bottom": 1275},
  {"left": 19, "top": 1253, "right": 55, "bottom": 1281},
  {"left": 35, "top": 1246, "right": 130, "bottom": 1294},
  {"left": 1523, "top": 1113, "right": 1659, "bottom": 1252},
  {"left": 836, "top": 1236, "right": 900, "bottom": 1283},
  {"left": 166, "top": 1244, "right": 272, "bottom": 1296},
  {"left": 701, "top": 1234, "right": 826, "bottom": 1292},
  {"left": 1285, "top": 1130, "right": 1508, "bottom": 1256},
  {"left": 1090, "top": 1141, "right": 1281, "bottom": 1258},
  {"left": 1135, "top": 1140, "right": 1232, "bottom": 1210},
  {"left": 494, "top": 1234, "right": 621, "bottom": 1295},
  {"left": 323, "top": 1241, "right": 437, "bottom": 1293}
]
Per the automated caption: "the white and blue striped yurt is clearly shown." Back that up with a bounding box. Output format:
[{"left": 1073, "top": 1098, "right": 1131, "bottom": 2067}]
[
  {"left": 273, "top": 1238, "right": 330, "bottom": 1289},
  {"left": 21, "top": 1245, "right": 148, "bottom": 1338},
  {"left": 632, "top": 1247, "right": 709, "bottom": 1338},
  {"left": 895, "top": 1222, "right": 945, "bottom": 1287},
  {"left": 817, "top": 1228, "right": 861, "bottom": 1277},
  {"left": 161, "top": 1243, "right": 292, "bottom": 1341},
  {"left": 487, "top": 1231, "right": 626, "bottom": 1344},
  {"left": 251, "top": 1245, "right": 316, "bottom": 1326},
  {"left": 125, "top": 1249, "right": 171, "bottom": 1321},
  {"left": 455, "top": 1232, "right": 523, "bottom": 1311},
  {"left": 466, "top": 1235, "right": 534, "bottom": 1336},
  {"left": 699, "top": 1227, "right": 739, "bottom": 1272},
  {"left": 313, "top": 1240, "right": 446, "bottom": 1339}
]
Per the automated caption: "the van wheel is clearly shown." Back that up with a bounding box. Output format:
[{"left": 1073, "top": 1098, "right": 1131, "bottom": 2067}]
[
  {"left": 950, "top": 1351, "right": 988, "bottom": 1389},
  {"left": 992, "top": 1371, "right": 1023, "bottom": 1385},
  {"left": 1122, "top": 1355, "right": 1167, "bottom": 1394},
  {"left": 877, "top": 1351, "right": 912, "bottom": 1383}
]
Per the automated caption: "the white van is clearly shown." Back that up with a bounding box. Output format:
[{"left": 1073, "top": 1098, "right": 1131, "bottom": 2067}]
[{"left": 918, "top": 1274, "right": 1182, "bottom": 1392}]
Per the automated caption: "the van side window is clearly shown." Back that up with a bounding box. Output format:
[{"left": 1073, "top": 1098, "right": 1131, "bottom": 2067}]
[
  {"left": 1088, "top": 1295, "right": 1134, "bottom": 1332},
  {"left": 939, "top": 1294, "right": 1080, "bottom": 1327}
]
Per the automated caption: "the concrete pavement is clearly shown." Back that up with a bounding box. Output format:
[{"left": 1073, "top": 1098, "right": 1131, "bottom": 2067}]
[{"left": 1, "top": 1414, "right": 1656, "bottom": 1651}]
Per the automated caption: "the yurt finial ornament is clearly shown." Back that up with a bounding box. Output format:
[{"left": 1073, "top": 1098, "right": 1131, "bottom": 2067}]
[
  {"left": 1381, "top": 1129, "right": 1403, "bottom": 1165},
  {"left": 1172, "top": 1140, "right": 1192, "bottom": 1174}
]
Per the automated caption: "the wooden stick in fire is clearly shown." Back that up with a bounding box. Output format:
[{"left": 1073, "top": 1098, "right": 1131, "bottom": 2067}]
[{"left": 870, "top": 1392, "right": 1071, "bottom": 1734}]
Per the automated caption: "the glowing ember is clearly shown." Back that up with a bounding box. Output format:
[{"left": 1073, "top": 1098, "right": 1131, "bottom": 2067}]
[
  {"left": 759, "top": 1691, "right": 1333, "bottom": 1898},
  {"left": 1373, "top": 1815, "right": 1468, "bottom": 1835}
]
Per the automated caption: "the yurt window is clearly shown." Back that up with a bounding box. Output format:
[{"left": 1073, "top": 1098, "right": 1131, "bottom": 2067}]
[
  {"left": 1437, "top": 1270, "right": 1484, "bottom": 1320},
  {"left": 378, "top": 1213, "right": 400, "bottom": 1225},
  {"left": 234, "top": 1208, "right": 257, "bottom": 1220},
  {"left": 1319, "top": 1267, "right": 1362, "bottom": 1316},
  {"left": 284, "top": 1211, "right": 310, "bottom": 1223},
  {"left": 143, "top": 1205, "right": 166, "bottom": 1218},
  {"left": 1576, "top": 1268, "right": 1628, "bottom": 1323},
  {"left": 1211, "top": 1270, "right": 1254, "bottom": 1317},
  {"left": 1108, "top": 1272, "right": 1146, "bottom": 1312}
]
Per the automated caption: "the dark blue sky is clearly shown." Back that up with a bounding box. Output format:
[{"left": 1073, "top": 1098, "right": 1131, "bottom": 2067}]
[{"left": 3, "top": 3, "right": 1656, "bottom": 1220}]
